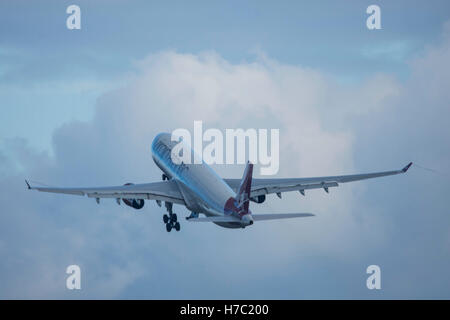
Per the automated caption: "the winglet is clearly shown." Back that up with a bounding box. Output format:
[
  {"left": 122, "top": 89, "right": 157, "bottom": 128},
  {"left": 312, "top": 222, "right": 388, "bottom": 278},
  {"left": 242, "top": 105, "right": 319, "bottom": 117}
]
[
  {"left": 402, "top": 162, "right": 413, "bottom": 173},
  {"left": 25, "top": 179, "right": 31, "bottom": 190}
]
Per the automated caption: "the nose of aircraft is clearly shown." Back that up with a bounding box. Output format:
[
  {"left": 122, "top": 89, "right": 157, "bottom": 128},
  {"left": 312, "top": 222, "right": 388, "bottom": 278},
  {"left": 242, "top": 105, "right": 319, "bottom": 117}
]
[{"left": 152, "top": 132, "right": 171, "bottom": 145}]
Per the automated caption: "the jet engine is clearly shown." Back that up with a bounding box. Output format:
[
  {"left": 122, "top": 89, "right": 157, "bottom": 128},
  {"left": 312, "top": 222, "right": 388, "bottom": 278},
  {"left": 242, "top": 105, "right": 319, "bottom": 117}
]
[
  {"left": 122, "top": 183, "right": 145, "bottom": 209},
  {"left": 250, "top": 195, "right": 266, "bottom": 204}
]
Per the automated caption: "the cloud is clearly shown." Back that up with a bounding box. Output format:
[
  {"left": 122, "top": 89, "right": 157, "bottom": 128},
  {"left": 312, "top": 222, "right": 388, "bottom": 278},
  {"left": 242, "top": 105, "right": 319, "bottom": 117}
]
[
  {"left": 361, "top": 41, "right": 414, "bottom": 62},
  {"left": 2, "top": 21, "right": 450, "bottom": 298}
]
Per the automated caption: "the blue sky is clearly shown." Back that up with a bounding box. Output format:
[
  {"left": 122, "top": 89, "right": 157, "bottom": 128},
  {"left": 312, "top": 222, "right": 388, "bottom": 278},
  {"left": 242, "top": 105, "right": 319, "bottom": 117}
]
[
  {"left": 1, "top": 1, "right": 450, "bottom": 299},
  {"left": 2, "top": 0, "right": 449, "bottom": 152}
]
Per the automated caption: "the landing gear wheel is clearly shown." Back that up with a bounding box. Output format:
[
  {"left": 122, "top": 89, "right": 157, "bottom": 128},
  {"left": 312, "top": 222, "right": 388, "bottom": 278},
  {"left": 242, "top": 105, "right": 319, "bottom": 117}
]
[
  {"left": 174, "top": 222, "right": 180, "bottom": 231},
  {"left": 163, "top": 214, "right": 169, "bottom": 224},
  {"left": 171, "top": 213, "right": 177, "bottom": 223},
  {"left": 166, "top": 223, "right": 172, "bottom": 232}
]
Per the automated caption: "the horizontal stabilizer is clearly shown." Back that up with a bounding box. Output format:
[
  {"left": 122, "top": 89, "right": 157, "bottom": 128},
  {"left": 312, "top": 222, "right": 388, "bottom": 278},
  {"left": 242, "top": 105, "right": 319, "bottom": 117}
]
[
  {"left": 252, "top": 213, "right": 314, "bottom": 221},
  {"left": 187, "top": 216, "right": 240, "bottom": 223},
  {"left": 187, "top": 213, "right": 314, "bottom": 223}
]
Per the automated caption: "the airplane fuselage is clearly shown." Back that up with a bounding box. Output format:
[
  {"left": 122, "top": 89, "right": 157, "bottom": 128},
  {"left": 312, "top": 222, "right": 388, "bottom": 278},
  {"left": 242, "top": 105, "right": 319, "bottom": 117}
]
[{"left": 151, "top": 133, "right": 253, "bottom": 228}]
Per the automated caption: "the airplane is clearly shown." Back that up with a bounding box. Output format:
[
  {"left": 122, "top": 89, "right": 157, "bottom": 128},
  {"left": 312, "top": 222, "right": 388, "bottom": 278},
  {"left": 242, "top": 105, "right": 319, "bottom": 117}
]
[{"left": 26, "top": 132, "right": 413, "bottom": 232}]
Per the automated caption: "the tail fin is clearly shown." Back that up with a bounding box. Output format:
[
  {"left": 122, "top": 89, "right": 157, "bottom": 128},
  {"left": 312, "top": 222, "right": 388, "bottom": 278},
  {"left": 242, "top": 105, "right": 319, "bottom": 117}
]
[{"left": 235, "top": 161, "right": 253, "bottom": 214}]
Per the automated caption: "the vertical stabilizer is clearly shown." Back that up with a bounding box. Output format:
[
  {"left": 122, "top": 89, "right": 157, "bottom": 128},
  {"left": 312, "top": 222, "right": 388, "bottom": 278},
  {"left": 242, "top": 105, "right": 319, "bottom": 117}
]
[{"left": 235, "top": 161, "right": 253, "bottom": 214}]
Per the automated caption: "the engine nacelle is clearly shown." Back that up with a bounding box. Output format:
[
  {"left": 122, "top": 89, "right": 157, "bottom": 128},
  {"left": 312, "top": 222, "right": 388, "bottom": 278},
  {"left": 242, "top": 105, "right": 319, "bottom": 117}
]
[
  {"left": 122, "top": 183, "right": 145, "bottom": 209},
  {"left": 250, "top": 195, "right": 266, "bottom": 204}
]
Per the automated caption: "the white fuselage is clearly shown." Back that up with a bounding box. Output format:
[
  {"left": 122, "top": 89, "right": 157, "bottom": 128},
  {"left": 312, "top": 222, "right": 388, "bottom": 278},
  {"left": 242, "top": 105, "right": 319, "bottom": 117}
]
[{"left": 151, "top": 133, "right": 250, "bottom": 228}]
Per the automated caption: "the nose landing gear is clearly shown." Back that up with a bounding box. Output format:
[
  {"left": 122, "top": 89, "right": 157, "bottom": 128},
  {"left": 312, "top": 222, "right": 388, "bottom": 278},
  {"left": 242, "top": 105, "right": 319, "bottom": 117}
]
[{"left": 163, "top": 202, "right": 181, "bottom": 232}]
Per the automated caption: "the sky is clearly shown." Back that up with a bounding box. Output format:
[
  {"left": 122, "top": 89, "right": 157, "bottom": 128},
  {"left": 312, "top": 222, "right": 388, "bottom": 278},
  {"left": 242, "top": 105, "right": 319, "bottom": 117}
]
[{"left": 1, "top": 0, "right": 450, "bottom": 299}]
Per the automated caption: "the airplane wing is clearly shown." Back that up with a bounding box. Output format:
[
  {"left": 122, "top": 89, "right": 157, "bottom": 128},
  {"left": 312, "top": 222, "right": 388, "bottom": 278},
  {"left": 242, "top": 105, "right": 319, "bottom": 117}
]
[
  {"left": 25, "top": 179, "right": 186, "bottom": 205},
  {"left": 225, "top": 162, "right": 412, "bottom": 198},
  {"left": 187, "top": 213, "right": 314, "bottom": 222}
]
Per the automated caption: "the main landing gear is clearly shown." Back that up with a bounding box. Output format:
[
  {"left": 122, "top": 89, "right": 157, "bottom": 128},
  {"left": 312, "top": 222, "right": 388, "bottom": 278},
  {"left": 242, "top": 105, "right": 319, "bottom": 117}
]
[{"left": 163, "top": 202, "right": 180, "bottom": 232}]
